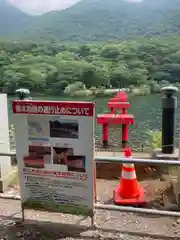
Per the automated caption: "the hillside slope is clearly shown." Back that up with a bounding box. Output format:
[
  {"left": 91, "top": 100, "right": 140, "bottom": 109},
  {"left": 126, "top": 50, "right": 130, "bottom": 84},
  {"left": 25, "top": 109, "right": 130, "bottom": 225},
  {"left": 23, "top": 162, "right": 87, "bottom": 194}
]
[
  {"left": 23, "top": 0, "right": 180, "bottom": 42},
  {"left": 0, "top": 0, "right": 31, "bottom": 37}
]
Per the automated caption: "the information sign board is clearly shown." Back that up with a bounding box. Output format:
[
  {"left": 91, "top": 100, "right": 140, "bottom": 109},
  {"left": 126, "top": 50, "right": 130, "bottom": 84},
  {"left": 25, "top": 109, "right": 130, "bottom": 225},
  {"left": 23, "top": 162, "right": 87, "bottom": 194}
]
[{"left": 12, "top": 100, "right": 94, "bottom": 216}]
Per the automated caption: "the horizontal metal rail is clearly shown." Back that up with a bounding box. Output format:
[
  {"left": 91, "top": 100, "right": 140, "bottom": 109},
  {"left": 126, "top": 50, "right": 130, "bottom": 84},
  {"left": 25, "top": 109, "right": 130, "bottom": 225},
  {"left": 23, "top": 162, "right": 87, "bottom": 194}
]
[
  {"left": 0, "top": 151, "right": 180, "bottom": 166},
  {"left": 1, "top": 150, "right": 180, "bottom": 218},
  {"left": 95, "top": 203, "right": 180, "bottom": 217},
  {"left": 95, "top": 156, "right": 180, "bottom": 218},
  {"left": 0, "top": 151, "right": 16, "bottom": 157},
  {"left": 96, "top": 156, "right": 180, "bottom": 166}
]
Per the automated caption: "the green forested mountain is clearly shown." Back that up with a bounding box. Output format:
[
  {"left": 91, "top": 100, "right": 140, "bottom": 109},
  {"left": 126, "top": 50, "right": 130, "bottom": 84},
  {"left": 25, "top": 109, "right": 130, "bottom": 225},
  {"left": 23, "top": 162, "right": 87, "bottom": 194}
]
[
  {"left": 1, "top": 0, "right": 180, "bottom": 42},
  {"left": 24, "top": 0, "right": 180, "bottom": 42},
  {"left": 0, "top": 0, "right": 180, "bottom": 96},
  {"left": 0, "top": 0, "right": 31, "bottom": 37}
]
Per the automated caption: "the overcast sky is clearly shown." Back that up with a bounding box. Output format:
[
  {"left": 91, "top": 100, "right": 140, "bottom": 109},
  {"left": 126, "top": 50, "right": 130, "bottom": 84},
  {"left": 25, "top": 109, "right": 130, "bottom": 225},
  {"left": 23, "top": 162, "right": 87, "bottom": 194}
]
[
  {"left": 8, "top": 0, "right": 144, "bottom": 15},
  {"left": 8, "top": 0, "right": 82, "bottom": 15}
]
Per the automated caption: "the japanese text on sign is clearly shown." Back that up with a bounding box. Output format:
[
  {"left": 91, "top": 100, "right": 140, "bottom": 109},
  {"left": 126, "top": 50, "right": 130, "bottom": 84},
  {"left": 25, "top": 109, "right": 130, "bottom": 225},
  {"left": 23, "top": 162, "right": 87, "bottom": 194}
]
[
  {"left": 12, "top": 101, "right": 94, "bottom": 116},
  {"left": 23, "top": 168, "right": 88, "bottom": 181}
]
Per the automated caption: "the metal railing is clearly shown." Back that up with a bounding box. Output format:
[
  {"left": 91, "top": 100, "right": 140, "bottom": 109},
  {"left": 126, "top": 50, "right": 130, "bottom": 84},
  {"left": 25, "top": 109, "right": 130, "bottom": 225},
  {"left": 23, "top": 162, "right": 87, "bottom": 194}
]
[
  {"left": 96, "top": 156, "right": 180, "bottom": 166},
  {"left": 1, "top": 151, "right": 180, "bottom": 219},
  {"left": 95, "top": 155, "right": 180, "bottom": 219},
  {"left": 0, "top": 151, "right": 16, "bottom": 157}
]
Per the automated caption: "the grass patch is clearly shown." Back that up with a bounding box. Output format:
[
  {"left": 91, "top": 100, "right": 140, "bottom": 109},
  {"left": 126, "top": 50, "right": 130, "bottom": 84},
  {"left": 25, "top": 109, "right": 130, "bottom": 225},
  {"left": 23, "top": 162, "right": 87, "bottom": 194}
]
[{"left": 23, "top": 199, "right": 93, "bottom": 216}]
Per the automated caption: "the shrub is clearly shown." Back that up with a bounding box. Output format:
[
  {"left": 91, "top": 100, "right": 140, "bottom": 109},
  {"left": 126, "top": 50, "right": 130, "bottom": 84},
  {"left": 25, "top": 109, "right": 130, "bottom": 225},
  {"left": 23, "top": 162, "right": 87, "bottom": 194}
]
[
  {"left": 71, "top": 90, "right": 93, "bottom": 97},
  {"left": 147, "top": 130, "right": 162, "bottom": 149},
  {"left": 64, "top": 81, "right": 86, "bottom": 95},
  {"left": 131, "top": 85, "right": 150, "bottom": 96}
]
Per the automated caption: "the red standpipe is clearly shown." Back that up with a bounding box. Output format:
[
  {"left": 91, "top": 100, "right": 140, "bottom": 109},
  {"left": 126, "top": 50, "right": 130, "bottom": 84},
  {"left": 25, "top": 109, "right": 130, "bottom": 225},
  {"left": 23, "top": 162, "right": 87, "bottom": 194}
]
[
  {"left": 110, "top": 108, "right": 114, "bottom": 113},
  {"left": 122, "top": 124, "right": 128, "bottom": 148},
  {"left": 102, "top": 123, "right": 108, "bottom": 148},
  {"left": 122, "top": 108, "right": 126, "bottom": 114}
]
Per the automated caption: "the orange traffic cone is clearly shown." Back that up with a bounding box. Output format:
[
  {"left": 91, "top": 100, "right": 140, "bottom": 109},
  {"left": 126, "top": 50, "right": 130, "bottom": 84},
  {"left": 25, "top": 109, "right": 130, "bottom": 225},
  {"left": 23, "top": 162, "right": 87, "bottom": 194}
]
[{"left": 113, "top": 147, "right": 145, "bottom": 206}]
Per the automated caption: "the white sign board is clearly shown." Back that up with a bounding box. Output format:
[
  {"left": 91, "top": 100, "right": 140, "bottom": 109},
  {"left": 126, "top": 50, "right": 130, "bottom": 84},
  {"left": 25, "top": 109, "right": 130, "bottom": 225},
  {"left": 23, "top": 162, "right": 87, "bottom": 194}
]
[{"left": 12, "top": 100, "right": 94, "bottom": 217}]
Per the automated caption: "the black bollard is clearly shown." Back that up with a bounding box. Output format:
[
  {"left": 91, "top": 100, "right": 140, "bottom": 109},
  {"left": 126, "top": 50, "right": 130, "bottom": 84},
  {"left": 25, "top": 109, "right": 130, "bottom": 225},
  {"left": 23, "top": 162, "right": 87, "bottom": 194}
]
[
  {"left": 15, "top": 88, "right": 31, "bottom": 100},
  {"left": 161, "top": 86, "right": 178, "bottom": 154}
]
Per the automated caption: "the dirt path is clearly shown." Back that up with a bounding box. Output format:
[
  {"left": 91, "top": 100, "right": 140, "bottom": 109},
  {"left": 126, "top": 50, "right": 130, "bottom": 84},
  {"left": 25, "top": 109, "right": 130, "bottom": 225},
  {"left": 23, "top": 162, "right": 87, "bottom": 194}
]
[
  {"left": 0, "top": 179, "right": 180, "bottom": 239},
  {"left": 0, "top": 198, "right": 179, "bottom": 239}
]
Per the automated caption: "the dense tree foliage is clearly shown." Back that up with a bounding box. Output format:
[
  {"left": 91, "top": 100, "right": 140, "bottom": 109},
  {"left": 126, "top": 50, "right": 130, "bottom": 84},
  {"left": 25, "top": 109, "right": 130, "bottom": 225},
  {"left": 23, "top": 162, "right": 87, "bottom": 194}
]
[{"left": 0, "top": 37, "right": 180, "bottom": 95}]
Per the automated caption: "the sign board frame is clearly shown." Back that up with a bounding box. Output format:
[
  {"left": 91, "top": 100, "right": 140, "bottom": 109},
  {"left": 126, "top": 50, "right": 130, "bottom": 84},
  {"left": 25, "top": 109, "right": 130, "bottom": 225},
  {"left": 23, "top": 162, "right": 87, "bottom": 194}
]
[{"left": 12, "top": 100, "right": 95, "bottom": 224}]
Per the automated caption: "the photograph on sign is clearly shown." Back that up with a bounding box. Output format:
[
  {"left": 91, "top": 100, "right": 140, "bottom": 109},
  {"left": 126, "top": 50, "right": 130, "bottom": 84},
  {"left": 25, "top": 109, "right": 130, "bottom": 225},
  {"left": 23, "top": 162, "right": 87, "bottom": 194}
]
[
  {"left": 52, "top": 147, "right": 73, "bottom": 164},
  {"left": 24, "top": 145, "right": 51, "bottom": 168},
  {"left": 13, "top": 100, "right": 94, "bottom": 217},
  {"left": 27, "top": 115, "right": 50, "bottom": 138},
  {"left": 49, "top": 118, "right": 79, "bottom": 139},
  {"left": 52, "top": 147, "right": 86, "bottom": 172},
  {"left": 67, "top": 155, "right": 86, "bottom": 172}
]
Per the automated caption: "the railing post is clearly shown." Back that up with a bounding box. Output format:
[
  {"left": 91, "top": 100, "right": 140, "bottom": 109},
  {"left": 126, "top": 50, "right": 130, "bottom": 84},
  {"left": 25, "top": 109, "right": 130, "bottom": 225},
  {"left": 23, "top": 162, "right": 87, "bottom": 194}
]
[
  {"left": 161, "top": 86, "right": 178, "bottom": 154},
  {"left": 0, "top": 94, "right": 14, "bottom": 192}
]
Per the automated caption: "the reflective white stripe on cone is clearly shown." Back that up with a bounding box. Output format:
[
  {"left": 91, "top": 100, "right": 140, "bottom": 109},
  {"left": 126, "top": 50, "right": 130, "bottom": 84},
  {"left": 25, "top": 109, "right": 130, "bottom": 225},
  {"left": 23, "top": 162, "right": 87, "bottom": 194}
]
[
  {"left": 123, "top": 163, "right": 134, "bottom": 168},
  {"left": 121, "top": 170, "right": 137, "bottom": 179}
]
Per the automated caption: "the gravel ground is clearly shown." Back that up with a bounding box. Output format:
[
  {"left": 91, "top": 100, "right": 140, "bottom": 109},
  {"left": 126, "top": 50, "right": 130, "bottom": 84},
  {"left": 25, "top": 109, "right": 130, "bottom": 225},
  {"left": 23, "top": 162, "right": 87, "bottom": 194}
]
[{"left": 0, "top": 180, "right": 180, "bottom": 239}]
